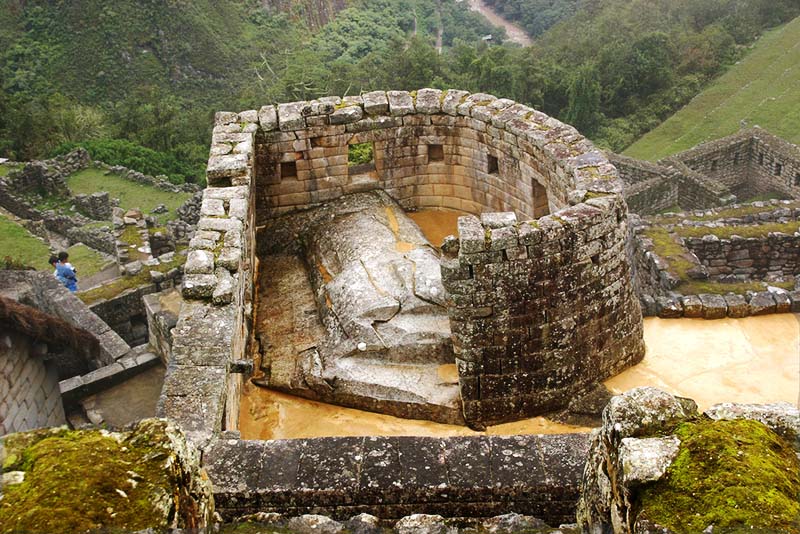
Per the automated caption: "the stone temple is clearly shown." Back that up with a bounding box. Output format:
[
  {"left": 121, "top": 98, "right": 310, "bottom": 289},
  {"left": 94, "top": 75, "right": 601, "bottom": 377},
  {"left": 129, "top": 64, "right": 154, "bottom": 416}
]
[{"left": 172, "top": 88, "right": 646, "bottom": 434}]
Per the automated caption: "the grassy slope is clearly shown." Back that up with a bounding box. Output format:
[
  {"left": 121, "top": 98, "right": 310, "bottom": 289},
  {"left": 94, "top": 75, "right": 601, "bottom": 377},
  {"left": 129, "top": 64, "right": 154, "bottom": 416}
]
[
  {"left": 67, "top": 167, "right": 191, "bottom": 223},
  {"left": 624, "top": 16, "right": 800, "bottom": 161},
  {"left": 0, "top": 215, "right": 50, "bottom": 269}
]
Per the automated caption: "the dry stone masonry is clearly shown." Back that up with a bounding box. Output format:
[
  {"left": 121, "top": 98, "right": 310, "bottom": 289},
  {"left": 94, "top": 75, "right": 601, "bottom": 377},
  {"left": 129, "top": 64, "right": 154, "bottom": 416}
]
[{"left": 171, "top": 88, "right": 645, "bottom": 437}]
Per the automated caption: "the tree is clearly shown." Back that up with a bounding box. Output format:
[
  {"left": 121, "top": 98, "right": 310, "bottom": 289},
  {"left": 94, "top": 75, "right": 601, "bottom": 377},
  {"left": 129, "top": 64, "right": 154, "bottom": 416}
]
[{"left": 563, "top": 64, "right": 602, "bottom": 135}]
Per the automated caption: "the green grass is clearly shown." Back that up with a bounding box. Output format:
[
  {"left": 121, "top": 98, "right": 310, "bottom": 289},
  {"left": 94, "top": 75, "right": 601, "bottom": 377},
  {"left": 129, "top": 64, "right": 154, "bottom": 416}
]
[
  {"left": 625, "top": 16, "right": 800, "bottom": 160},
  {"left": 677, "top": 279, "right": 790, "bottom": 296},
  {"left": 0, "top": 163, "right": 18, "bottom": 177},
  {"left": 78, "top": 248, "right": 185, "bottom": 304},
  {"left": 0, "top": 215, "right": 51, "bottom": 270},
  {"left": 65, "top": 243, "right": 114, "bottom": 278},
  {"left": 66, "top": 167, "right": 191, "bottom": 223}
]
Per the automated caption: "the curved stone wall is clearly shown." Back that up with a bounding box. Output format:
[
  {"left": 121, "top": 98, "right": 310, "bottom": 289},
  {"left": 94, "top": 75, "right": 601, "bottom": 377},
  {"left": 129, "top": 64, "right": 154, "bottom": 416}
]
[
  {"left": 175, "top": 89, "right": 645, "bottom": 433},
  {"left": 250, "top": 89, "right": 625, "bottom": 225}
]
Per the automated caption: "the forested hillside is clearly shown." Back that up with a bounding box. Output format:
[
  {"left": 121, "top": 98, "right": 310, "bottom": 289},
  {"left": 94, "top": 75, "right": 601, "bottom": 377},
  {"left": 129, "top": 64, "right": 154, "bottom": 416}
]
[
  {"left": 625, "top": 15, "right": 800, "bottom": 160},
  {"left": 0, "top": 0, "right": 797, "bottom": 184},
  {"left": 481, "top": 0, "right": 582, "bottom": 37}
]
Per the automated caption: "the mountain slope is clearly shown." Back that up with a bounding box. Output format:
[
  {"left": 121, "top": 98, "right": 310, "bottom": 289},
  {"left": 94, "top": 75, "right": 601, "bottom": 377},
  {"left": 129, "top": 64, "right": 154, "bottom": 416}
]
[{"left": 624, "top": 16, "right": 800, "bottom": 161}]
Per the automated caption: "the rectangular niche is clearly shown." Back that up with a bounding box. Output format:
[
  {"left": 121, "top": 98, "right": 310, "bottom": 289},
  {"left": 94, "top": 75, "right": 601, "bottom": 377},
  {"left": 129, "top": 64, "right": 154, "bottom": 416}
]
[
  {"left": 280, "top": 161, "right": 297, "bottom": 179},
  {"left": 348, "top": 142, "right": 376, "bottom": 175},
  {"left": 487, "top": 154, "right": 499, "bottom": 174},
  {"left": 428, "top": 144, "right": 444, "bottom": 162}
]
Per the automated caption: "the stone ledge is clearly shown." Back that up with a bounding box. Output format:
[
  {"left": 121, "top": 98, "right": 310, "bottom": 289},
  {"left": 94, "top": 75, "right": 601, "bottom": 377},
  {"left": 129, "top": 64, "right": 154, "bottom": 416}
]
[
  {"left": 59, "top": 351, "right": 161, "bottom": 402},
  {"left": 204, "top": 433, "right": 591, "bottom": 526}
]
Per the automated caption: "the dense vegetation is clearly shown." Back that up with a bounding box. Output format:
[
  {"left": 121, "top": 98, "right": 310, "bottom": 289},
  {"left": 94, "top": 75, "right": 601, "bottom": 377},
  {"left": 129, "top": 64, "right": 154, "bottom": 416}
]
[
  {"left": 625, "top": 15, "right": 800, "bottom": 160},
  {"left": 482, "top": 0, "right": 582, "bottom": 37},
  {"left": 0, "top": 0, "right": 798, "bottom": 182}
]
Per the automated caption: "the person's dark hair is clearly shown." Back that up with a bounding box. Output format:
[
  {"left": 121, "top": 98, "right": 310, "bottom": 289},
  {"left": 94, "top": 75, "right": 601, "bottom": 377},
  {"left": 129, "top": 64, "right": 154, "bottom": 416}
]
[
  {"left": 57, "top": 251, "right": 69, "bottom": 262},
  {"left": 48, "top": 255, "right": 58, "bottom": 266}
]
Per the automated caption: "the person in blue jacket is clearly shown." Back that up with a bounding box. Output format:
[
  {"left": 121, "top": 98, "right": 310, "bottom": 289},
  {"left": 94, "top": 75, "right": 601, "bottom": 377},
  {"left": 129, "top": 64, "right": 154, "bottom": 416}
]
[{"left": 52, "top": 253, "right": 78, "bottom": 292}]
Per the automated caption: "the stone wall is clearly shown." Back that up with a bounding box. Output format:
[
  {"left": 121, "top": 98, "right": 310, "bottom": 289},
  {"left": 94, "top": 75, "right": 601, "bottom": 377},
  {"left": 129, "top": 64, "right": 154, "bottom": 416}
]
[
  {"left": 90, "top": 285, "right": 161, "bottom": 347},
  {"left": 442, "top": 198, "right": 644, "bottom": 427},
  {"left": 685, "top": 233, "right": 800, "bottom": 281},
  {"left": 610, "top": 152, "right": 735, "bottom": 215},
  {"left": 0, "top": 331, "right": 66, "bottom": 435},
  {"left": 205, "top": 432, "right": 591, "bottom": 526},
  {"left": 168, "top": 89, "right": 646, "bottom": 437}
]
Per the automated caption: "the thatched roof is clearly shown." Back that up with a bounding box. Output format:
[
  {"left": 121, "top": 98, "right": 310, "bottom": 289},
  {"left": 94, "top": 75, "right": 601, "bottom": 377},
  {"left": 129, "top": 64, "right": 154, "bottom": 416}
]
[{"left": 0, "top": 296, "right": 100, "bottom": 355}]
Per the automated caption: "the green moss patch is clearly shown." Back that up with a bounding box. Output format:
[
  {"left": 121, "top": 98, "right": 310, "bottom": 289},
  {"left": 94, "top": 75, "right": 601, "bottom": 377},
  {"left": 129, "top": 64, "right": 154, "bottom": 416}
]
[
  {"left": 643, "top": 227, "right": 695, "bottom": 280},
  {"left": 0, "top": 426, "right": 175, "bottom": 533},
  {"left": 66, "top": 243, "right": 115, "bottom": 278},
  {"left": 639, "top": 418, "right": 800, "bottom": 533}
]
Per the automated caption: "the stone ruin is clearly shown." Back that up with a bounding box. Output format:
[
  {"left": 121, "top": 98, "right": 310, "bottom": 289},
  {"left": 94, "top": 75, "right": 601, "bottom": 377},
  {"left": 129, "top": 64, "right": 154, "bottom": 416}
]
[
  {"left": 614, "top": 128, "right": 800, "bottom": 319},
  {"left": 174, "top": 88, "right": 646, "bottom": 432}
]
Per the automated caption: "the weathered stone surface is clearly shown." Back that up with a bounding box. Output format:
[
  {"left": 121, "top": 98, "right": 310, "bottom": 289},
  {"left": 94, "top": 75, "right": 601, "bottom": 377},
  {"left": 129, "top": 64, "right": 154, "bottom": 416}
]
[
  {"left": 480, "top": 212, "right": 517, "bottom": 229},
  {"left": 258, "top": 105, "right": 278, "bottom": 131},
  {"left": 362, "top": 91, "right": 389, "bottom": 115},
  {"left": 698, "top": 293, "right": 727, "bottom": 319},
  {"left": 619, "top": 436, "right": 681, "bottom": 485},
  {"left": 604, "top": 387, "right": 698, "bottom": 440},
  {"left": 394, "top": 515, "right": 456, "bottom": 534},
  {"left": 387, "top": 90, "right": 414, "bottom": 116},
  {"left": 415, "top": 88, "right": 443, "bottom": 114},
  {"left": 724, "top": 293, "right": 748, "bottom": 317},
  {"left": 748, "top": 291, "right": 776, "bottom": 315},
  {"left": 286, "top": 514, "right": 345, "bottom": 534},
  {"left": 181, "top": 274, "right": 216, "bottom": 299},
  {"left": 680, "top": 295, "right": 702, "bottom": 318},
  {"left": 217, "top": 247, "right": 241, "bottom": 272},
  {"left": 185, "top": 250, "right": 214, "bottom": 274},
  {"left": 481, "top": 513, "right": 549, "bottom": 533},
  {"left": 278, "top": 101, "right": 306, "bottom": 131},
  {"left": 200, "top": 198, "right": 225, "bottom": 217},
  {"left": 330, "top": 105, "right": 364, "bottom": 124},
  {"left": 212, "top": 267, "right": 234, "bottom": 305}
]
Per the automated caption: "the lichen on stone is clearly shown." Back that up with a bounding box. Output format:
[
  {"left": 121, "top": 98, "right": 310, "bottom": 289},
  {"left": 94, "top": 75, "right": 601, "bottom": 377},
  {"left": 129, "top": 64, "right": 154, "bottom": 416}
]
[{"left": 638, "top": 418, "right": 800, "bottom": 533}]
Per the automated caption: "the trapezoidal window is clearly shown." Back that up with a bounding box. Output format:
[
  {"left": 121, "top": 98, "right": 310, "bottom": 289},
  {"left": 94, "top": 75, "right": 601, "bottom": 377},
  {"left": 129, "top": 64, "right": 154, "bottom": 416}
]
[
  {"left": 775, "top": 163, "right": 783, "bottom": 177},
  {"left": 348, "top": 142, "right": 375, "bottom": 174},
  {"left": 280, "top": 161, "right": 297, "bottom": 179},
  {"left": 794, "top": 173, "right": 800, "bottom": 187},
  {"left": 487, "top": 154, "right": 499, "bottom": 174},
  {"left": 734, "top": 152, "right": 740, "bottom": 164},
  {"left": 428, "top": 144, "right": 444, "bottom": 162},
  {"left": 710, "top": 160, "right": 718, "bottom": 171},
  {"left": 759, "top": 153, "right": 765, "bottom": 165}
]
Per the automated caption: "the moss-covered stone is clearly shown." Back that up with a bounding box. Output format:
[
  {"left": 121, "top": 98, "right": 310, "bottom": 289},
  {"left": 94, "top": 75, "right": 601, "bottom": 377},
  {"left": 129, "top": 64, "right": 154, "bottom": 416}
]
[
  {"left": 638, "top": 418, "right": 800, "bottom": 533},
  {"left": 0, "top": 419, "right": 213, "bottom": 533}
]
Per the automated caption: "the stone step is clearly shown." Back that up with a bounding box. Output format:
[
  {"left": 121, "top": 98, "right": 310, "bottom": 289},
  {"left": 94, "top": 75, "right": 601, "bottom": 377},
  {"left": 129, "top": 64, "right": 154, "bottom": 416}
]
[{"left": 59, "top": 351, "right": 161, "bottom": 402}]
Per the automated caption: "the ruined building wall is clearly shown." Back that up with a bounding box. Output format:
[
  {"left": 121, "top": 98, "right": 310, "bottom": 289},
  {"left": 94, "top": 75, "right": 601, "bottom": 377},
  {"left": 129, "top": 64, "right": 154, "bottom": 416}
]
[
  {"left": 170, "top": 89, "right": 645, "bottom": 434},
  {"left": 1, "top": 331, "right": 66, "bottom": 435},
  {"left": 747, "top": 132, "right": 800, "bottom": 199}
]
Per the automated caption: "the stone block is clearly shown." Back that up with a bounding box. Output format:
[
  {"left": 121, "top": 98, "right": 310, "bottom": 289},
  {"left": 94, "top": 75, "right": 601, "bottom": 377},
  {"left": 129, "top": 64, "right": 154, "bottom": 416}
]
[
  {"left": 698, "top": 294, "right": 727, "bottom": 319},
  {"left": 655, "top": 297, "right": 683, "bottom": 318},
  {"left": 415, "top": 88, "right": 443, "bottom": 114},
  {"left": 680, "top": 295, "right": 703, "bottom": 318},
  {"left": 387, "top": 91, "right": 414, "bottom": 116},
  {"left": 480, "top": 212, "right": 517, "bottom": 229},
  {"left": 207, "top": 154, "right": 248, "bottom": 184},
  {"left": 182, "top": 274, "right": 216, "bottom": 300},
  {"left": 185, "top": 250, "right": 214, "bottom": 274},
  {"left": 330, "top": 105, "right": 364, "bottom": 125},
  {"left": 200, "top": 198, "right": 225, "bottom": 217},
  {"left": 212, "top": 268, "right": 234, "bottom": 305},
  {"left": 441, "top": 90, "right": 470, "bottom": 115},
  {"left": 259, "top": 105, "right": 278, "bottom": 131},
  {"left": 457, "top": 215, "right": 486, "bottom": 254},
  {"left": 362, "top": 91, "right": 389, "bottom": 115},
  {"left": 489, "top": 226, "right": 517, "bottom": 251},
  {"left": 724, "top": 294, "right": 748, "bottom": 318},
  {"left": 748, "top": 291, "right": 776, "bottom": 315},
  {"left": 278, "top": 101, "right": 306, "bottom": 131}
]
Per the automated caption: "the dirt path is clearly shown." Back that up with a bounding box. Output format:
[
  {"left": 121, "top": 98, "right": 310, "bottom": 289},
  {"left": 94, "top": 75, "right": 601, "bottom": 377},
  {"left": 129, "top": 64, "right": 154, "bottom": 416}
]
[{"left": 467, "top": 0, "right": 532, "bottom": 46}]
